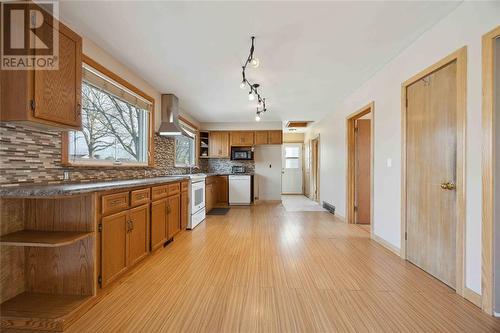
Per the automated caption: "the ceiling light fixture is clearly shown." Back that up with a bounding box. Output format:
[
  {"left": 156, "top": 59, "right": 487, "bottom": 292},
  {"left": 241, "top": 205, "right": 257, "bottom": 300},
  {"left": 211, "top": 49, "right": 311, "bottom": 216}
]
[{"left": 240, "top": 36, "right": 269, "bottom": 121}]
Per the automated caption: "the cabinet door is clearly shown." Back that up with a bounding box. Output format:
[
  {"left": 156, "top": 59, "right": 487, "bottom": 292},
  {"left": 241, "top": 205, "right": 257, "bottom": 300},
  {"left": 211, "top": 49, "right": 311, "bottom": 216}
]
[
  {"left": 217, "top": 176, "right": 228, "bottom": 204},
  {"left": 151, "top": 199, "right": 167, "bottom": 251},
  {"left": 241, "top": 131, "right": 255, "bottom": 145},
  {"left": 268, "top": 130, "right": 283, "bottom": 144},
  {"left": 33, "top": 22, "right": 82, "bottom": 128},
  {"left": 209, "top": 131, "right": 229, "bottom": 157},
  {"left": 101, "top": 211, "right": 128, "bottom": 287},
  {"left": 206, "top": 183, "right": 214, "bottom": 212},
  {"left": 254, "top": 131, "right": 268, "bottom": 145},
  {"left": 167, "top": 194, "right": 181, "bottom": 238},
  {"left": 128, "top": 204, "right": 149, "bottom": 267},
  {"left": 181, "top": 191, "right": 189, "bottom": 230}
]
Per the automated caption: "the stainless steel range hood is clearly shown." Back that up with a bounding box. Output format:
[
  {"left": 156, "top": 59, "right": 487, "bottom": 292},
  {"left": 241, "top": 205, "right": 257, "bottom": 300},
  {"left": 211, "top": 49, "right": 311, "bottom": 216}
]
[{"left": 158, "top": 94, "right": 190, "bottom": 137}]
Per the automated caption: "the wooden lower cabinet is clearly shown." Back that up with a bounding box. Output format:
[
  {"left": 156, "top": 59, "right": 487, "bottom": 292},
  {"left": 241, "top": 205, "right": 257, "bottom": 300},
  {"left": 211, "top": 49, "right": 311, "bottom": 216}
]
[
  {"left": 181, "top": 190, "right": 189, "bottom": 230},
  {"left": 100, "top": 182, "right": 183, "bottom": 289},
  {"left": 151, "top": 198, "right": 168, "bottom": 251},
  {"left": 167, "top": 194, "right": 181, "bottom": 238},
  {"left": 101, "top": 203, "right": 150, "bottom": 288},
  {"left": 101, "top": 211, "right": 129, "bottom": 288},
  {"left": 128, "top": 204, "right": 150, "bottom": 267},
  {"left": 206, "top": 183, "right": 214, "bottom": 213}
]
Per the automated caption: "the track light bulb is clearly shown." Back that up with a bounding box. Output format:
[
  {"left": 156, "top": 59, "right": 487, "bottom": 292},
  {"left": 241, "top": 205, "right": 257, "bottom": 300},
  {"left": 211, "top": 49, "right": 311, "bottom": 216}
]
[
  {"left": 248, "top": 92, "right": 255, "bottom": 101},
  {"left": 257, "top": 100, "right": 263, "bottom": 109},
  {"left": 240, "top": 81, "right": 246, "bottom": 89},
  {"left": 250, "top": 57, "right": 260, "bottom": 68},
  {"left": 255, "top": 113, "right": 261, "bottom": 121}
]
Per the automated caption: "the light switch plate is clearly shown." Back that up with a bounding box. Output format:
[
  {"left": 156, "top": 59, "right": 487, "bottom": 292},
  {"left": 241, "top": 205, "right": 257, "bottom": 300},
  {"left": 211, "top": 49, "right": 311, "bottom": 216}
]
[{"left": 386, "top": 158, "right": 392, "bottom": 168}]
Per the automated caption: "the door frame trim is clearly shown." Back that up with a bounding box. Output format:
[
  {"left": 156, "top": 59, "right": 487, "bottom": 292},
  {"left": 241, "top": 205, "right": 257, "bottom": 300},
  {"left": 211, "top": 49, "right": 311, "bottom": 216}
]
[
  {"left": 311, "top": 135, "right": 321, "bottom": 202},
  {"left": 400, "top": 46, "right": 467, "bottom": 298},
  {"left": 346, "top": 102, "right": 374, "bottom": 236},
  {"left": 481, "top": 25, "right": 500, "bottom": 315}
]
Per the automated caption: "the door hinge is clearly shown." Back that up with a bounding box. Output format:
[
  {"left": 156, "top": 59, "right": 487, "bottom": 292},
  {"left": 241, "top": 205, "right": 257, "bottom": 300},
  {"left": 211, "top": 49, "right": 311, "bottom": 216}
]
[
  {"left": 354, "top": 127, "right": 359, "bottom": 133},
  {"left": 405, "top": 232, "right": 407, "bottom": 240},
  {"left": 30, "top": 100, "right": 36, "bottom": 111},
  {"left": 98, "top": 223, "right": 102, "bottom": 232},
  {"left": 354, "top": 206, "right": 358, "bottom": 212},
  {"left": 98, "top": 275, "right": 102, "bottom": 286},
  {"left": 405, "top": 98, "right": 408, "bottom": 108}
]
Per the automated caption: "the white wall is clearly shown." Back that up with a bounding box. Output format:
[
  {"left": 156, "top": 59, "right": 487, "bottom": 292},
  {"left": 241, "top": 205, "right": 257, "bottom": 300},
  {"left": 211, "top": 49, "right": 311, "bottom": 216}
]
[
  {"left": 254, "top": 145, "right": 282, "bottom": 201},
  {"left": 495, "top": 37, "right": 500, "bottom": 312},
  {"left": 79, "top": 38, "right": 200, "bottom": 130},
  {"left": 304, "top": 2, "right": 500, "bottom": 294}
]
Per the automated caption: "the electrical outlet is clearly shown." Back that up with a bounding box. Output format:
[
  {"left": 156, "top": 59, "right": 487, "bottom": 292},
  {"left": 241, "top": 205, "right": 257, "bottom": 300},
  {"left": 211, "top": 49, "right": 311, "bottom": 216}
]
[{"left": 63, "top": 170, "right": 70, "bottom": 180}]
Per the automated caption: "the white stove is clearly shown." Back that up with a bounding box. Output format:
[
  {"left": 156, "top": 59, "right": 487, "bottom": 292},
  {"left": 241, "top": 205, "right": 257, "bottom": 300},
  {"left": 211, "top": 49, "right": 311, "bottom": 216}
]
[{"left": 187, "top": 174, "right": 206, "bottom": 229}]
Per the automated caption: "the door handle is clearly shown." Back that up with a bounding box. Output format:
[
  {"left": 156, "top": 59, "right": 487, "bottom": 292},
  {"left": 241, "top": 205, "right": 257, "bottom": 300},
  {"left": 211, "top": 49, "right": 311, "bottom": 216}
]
[{"left": 440, "top": 182, "right": 456, "bottom": 190}]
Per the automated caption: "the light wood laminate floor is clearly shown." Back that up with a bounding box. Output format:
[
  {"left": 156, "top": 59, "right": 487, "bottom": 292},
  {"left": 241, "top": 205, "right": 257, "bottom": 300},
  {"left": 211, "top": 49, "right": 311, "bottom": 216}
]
[{"left": 66, "top": 202, "right": 499, "bottom": 332}]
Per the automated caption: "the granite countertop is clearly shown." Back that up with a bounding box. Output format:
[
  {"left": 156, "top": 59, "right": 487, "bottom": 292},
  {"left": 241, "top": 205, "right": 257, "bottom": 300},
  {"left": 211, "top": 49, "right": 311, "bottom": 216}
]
[
  {"left": 0, "top": 176, "right": 189, "bottom": 198},
  {"left": 205, "top": 173, "right": 255, "bottom": 177}
]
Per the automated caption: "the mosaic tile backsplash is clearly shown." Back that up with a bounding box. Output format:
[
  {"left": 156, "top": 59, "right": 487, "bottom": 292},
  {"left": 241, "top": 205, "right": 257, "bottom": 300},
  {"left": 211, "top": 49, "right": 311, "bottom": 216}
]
[
  {"left": 0, "top": 123, "right": 255, "bottom": 186},
  {"left": 0, "top": 123, "right": 200, "bottom": 186}
]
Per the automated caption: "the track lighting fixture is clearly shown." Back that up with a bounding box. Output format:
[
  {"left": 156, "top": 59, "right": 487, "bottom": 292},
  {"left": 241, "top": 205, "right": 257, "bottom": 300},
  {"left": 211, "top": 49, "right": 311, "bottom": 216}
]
[{"left": 239, "top": 36, "right": 269, "bottom": 121}]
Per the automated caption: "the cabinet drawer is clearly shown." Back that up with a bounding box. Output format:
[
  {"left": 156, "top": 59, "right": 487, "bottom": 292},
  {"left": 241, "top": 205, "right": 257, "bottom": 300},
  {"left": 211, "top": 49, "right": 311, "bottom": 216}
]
[
  {"left": 102, "top": 192, "right": 129, "bottom": 215},
  {"left": 181, "top": 181, "right": 188, "bottom": 192},
  {"left": 130, "top": 188, "right": 150, "bottom": 207},
  {"left": 168, "top": 183, "right": 180, "bottom": 196},
  {"left": 152, "top": 185, "right": 168, "bottom": 200}
]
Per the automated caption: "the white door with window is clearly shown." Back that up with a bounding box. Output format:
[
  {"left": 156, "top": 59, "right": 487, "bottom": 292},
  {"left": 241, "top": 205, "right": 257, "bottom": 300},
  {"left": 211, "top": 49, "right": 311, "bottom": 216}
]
[{"left": 282, "top": 143, "right": 303, "bottom": 194}]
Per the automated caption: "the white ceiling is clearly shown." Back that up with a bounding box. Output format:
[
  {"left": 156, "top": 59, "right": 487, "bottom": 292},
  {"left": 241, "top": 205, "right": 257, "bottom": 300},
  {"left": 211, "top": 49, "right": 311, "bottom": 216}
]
[{"left": 60, "top": 1, "right": 460, "bottom": 123}]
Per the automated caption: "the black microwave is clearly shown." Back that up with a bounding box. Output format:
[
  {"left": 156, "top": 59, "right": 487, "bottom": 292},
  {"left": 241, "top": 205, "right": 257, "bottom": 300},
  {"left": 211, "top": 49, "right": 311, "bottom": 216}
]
[{"left": 231, "top": 147, "right": 253, "bottom": 160}]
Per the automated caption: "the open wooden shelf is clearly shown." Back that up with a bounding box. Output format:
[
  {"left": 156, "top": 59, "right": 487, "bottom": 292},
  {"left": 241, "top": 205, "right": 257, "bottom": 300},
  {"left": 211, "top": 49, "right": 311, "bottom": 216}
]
[
  {"left": 0, "top": 230, "right": 92, "bottom": 247},
  {"left": 1, "top": 292, "right": 93, "bottom": 331}
]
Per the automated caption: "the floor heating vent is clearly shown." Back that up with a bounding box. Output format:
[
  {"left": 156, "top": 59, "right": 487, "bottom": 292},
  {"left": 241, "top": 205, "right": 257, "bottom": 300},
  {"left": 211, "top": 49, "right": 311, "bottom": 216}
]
[{"left": 322, "top": 202, "right": 336, "bottom": 214}]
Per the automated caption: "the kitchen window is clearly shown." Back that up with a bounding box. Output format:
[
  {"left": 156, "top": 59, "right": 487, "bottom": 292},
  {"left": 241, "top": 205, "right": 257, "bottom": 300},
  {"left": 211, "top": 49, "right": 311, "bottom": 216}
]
[
  {"left": 64, "top": 59, "right": 154, "bottom": 166},
  {"left": 175, "top": 120, "right": 197, "bottom": 167}
]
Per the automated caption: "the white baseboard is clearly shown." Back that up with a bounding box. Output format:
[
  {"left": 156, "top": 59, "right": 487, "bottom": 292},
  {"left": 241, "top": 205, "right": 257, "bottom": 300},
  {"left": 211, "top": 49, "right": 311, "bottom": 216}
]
[
  {"left": 371, "top": 234, "right": 400, "bottom": 256},
  {"left": 335, "top": 214, "right": 345, "bottom": 222}
]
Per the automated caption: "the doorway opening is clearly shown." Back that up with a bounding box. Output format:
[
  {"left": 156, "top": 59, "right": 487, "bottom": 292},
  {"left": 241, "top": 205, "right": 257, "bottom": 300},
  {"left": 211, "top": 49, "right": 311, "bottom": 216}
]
[
  {"left": 346, "top": 102, "right": 374, "bottom": 230},
  {"left": 310, "top": 136, "right": 320, "bottom": 202},
  {"left": 401, "top": 47, "right": 466, "bottom": 297},
  {"left": 281, "top": 143, "right": 303, "bottom": 194},
  {"left": 482, "top": 26, "right": 500, "bottom": 315}
]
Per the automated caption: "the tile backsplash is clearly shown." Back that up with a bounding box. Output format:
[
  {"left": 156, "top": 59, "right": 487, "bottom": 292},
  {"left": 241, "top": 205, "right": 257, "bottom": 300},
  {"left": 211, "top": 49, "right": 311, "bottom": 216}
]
[
  {"left": 0, "top": 123, "right": 200, "bottom": 186},
  {"left": 0, "top": 123, "right": 255, "bottom": 186},
  {"left": 200, "top": 158, "right": 255, "bottom": 174}
]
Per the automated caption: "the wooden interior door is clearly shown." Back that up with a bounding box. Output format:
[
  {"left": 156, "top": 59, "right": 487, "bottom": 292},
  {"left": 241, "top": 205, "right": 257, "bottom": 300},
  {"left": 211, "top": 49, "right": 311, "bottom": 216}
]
[
  {"left": 101, "top": 211, "right": 128, "bottom": 287},
  {"left": 151, "top": 199, "right": 167, "bottom": 250},
  {"left": 128, "top": 204, "right": 149, "bottom": 267},
  {"left": 355, "top": 119, "right": 371, "bottom": 224},
  {"left": 167, "top": 194, "right": 181, "bottom": 238},
  {"left": 406, "top": 61, "right": 457, "bottom": 288}
]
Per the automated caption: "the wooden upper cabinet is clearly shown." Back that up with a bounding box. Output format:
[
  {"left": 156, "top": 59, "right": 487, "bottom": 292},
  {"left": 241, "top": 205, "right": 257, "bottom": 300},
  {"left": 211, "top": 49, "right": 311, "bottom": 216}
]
[
  {"left": 0, "top": 11, "right": 82, "bottom": 130},
  {"left": 230, "top": 131, "right": 254, "bottom": 146},
  {"left": 254, "top": 131, "right": 269, "bottom": 145},
  {"left": 268, "top": 130, "right": 283, "bottom": 144},
  {"left": 209, "top": 131, "right": 229, "bottom": 158}
]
